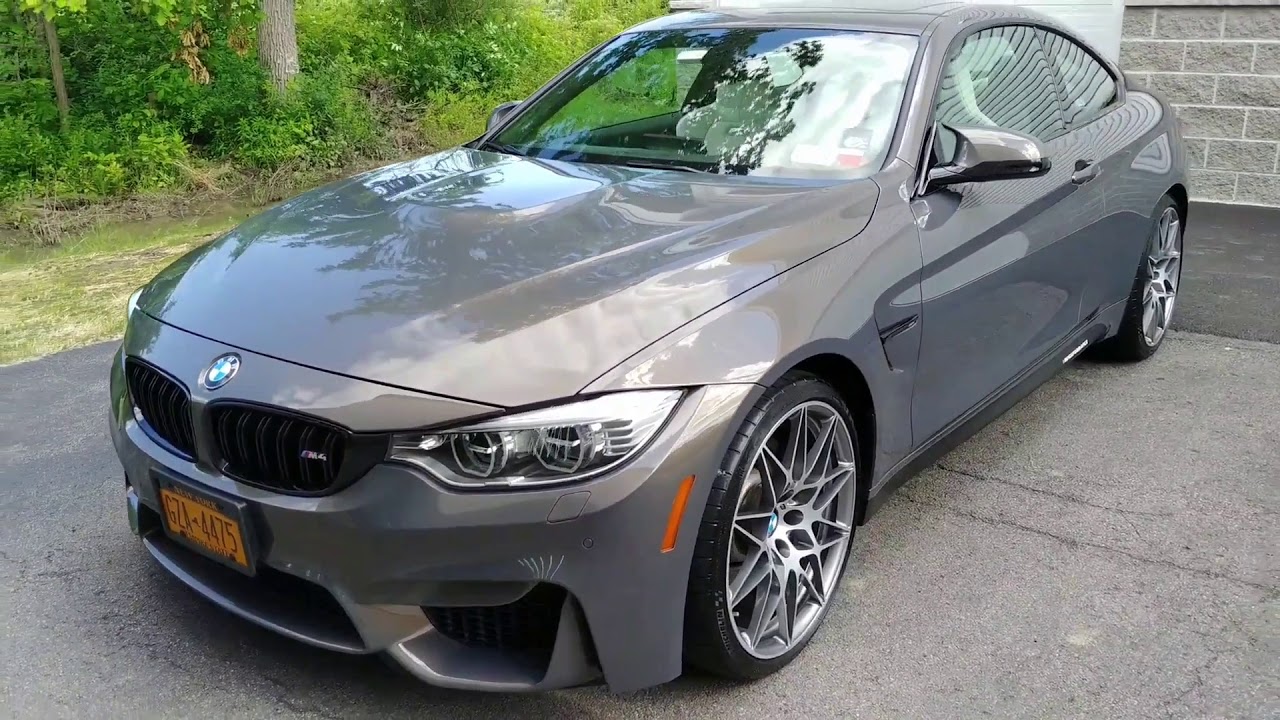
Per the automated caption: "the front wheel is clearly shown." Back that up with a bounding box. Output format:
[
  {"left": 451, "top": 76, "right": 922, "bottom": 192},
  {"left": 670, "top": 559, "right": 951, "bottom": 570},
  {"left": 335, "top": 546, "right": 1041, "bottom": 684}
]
[
  {"left": 683, "top": 373, "right": 860, "bottom": 681},
  {"left": 1094, "top": 195, "right": 1184, "bottom": 362}
]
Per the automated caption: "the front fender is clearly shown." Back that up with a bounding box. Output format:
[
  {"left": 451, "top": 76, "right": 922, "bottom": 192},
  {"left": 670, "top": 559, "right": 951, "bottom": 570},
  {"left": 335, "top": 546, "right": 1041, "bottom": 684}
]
[{"left": 581, "top": 201, "right": 925, "bottom": 486}]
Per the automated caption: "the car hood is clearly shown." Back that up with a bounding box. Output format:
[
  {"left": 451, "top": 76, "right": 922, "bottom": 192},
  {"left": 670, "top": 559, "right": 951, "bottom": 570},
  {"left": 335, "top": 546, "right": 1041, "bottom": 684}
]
[{"left": 140, "top": 148, "right": 877, "bottom": 408}]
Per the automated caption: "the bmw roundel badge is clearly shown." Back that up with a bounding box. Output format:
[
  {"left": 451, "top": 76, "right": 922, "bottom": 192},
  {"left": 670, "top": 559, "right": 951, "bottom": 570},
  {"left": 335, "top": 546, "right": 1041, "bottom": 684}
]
[{"left": 202, "top": 354, "right": 241, "bottom": 391}]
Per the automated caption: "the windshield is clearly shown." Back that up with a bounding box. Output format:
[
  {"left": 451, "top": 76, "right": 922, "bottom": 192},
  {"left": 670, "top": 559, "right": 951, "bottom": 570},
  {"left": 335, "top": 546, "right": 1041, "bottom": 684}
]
[{"left": 490, "top": 28, "right": 918, "bottom": 178}]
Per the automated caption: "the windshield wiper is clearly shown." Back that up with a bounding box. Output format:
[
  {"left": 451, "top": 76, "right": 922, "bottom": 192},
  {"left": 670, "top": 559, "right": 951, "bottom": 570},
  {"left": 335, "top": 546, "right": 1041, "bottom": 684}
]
[
  {"left": 615, "top": 159, "right": 714, "bottom": 174},
  {"left": 477, "top": 140, "right": 527, "bottom": 157}
]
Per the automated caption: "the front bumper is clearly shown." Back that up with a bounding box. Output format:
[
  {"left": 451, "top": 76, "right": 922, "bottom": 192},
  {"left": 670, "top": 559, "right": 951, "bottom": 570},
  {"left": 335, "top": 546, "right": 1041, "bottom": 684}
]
[{"left": 108, "top": 314, "right": 754, "bottom": 692}]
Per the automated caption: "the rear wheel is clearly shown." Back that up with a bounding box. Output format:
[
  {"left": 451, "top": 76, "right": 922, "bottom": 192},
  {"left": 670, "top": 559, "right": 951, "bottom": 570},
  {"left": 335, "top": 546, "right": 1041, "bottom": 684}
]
[
  {"left": 684, "top": 373, "right": 860, "bottom": 680},
  {"left": 1094, "top": 195, "right": 1183, "bottom": 361}
]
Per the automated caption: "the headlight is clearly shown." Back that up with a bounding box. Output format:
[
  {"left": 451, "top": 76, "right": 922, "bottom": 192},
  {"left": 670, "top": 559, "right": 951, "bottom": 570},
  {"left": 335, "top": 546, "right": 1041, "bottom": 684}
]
[
  {"left": 126, "top": 288, "right": 143, "bottom": 319},
  {"left": 388, "top": 390, "right": 683, "bottom": 489}
]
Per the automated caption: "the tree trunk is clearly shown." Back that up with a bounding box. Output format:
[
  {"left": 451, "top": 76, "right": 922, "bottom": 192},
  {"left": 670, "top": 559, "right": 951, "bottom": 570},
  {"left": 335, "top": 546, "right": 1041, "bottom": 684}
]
[
  {"left": 40, "top": 15, "right": 70, "bottom": 131},
  {"left": 257, "top": 0, "right": 299, "bottom": 93}
]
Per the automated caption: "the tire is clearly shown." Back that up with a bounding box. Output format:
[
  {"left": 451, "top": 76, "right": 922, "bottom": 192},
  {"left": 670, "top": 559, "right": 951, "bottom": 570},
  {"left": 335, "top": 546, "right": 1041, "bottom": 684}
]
[
  {"left": 683, "top": 371, "right": 861, "bottom": 681},
  {"left": 1092, "top": 194, "right": 1184, "bottom": 362}
]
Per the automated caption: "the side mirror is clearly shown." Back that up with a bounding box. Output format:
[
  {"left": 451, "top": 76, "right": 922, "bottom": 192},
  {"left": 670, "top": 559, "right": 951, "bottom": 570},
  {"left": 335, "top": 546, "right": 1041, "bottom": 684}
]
[
  {"left": 926, "top": 125, "right": 1051, "bottom": 189},
  {"left": 486, "top": 101, "right": 521, "bottom": 133}
]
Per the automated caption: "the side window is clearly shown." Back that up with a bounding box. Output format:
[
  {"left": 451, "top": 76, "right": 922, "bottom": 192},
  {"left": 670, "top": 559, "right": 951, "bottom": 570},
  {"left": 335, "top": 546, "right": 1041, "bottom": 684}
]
[
  {"left": 1038, "top": 29, "right": 1119, "bottom": 127},
  {"left": 934, "top": 25, "right": 1067, "bottom": 143}
]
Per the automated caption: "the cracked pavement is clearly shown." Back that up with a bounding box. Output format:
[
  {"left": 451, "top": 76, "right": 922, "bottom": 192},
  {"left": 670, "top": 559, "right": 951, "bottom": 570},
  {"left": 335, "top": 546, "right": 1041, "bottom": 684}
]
[{"left": 2, "top": 203, "right": 1278, "bottom": 718}]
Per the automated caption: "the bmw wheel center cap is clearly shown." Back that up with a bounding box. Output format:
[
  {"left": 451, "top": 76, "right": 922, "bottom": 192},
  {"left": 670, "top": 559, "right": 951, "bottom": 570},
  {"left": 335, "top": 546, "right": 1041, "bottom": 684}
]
[{"left": 202, "top": 354, "right": 241, "bottom": 391}]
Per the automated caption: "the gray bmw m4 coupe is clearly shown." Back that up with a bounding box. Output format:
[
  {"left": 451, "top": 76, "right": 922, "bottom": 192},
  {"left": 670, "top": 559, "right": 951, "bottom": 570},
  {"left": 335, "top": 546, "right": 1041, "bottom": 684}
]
[{"left": 109, "top": 3, "right": 1187, "bottom": 693}]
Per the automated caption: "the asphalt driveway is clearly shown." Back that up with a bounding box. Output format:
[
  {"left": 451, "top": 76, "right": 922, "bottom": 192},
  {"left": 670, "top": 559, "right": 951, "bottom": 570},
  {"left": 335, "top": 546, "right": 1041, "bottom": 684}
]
[{"left": 1, "top": 202, "right": 1277, "bottom": 718}]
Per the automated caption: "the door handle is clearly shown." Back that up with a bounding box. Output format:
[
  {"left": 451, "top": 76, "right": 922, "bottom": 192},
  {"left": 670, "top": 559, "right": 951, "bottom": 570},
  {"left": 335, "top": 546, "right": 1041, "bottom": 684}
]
[{"left": 1071, "top": 159, "right": 1100, "bottom": 185}]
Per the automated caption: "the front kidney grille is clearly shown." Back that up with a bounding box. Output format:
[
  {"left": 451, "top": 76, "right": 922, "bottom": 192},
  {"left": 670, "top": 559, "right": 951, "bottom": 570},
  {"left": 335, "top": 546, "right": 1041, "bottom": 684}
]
[
  {"left": 423, "top": 584, "right": 566, "bottom": 657},
  {"left": 209, "top": 404, "right": 350, "bottom": 495},
  {"left": 125, "top": 359, "right": 197, "bottom": 458}
]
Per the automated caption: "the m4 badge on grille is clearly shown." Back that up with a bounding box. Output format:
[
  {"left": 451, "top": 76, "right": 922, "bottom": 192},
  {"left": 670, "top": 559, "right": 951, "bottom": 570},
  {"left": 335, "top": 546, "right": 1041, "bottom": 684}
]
[{"left": 300, "top": 450, "right": 328, "bottom": 461}]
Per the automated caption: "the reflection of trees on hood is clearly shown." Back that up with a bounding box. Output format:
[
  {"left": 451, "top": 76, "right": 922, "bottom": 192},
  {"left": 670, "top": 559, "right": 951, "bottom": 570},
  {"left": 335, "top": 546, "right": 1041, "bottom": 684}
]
[
  {"left": 150, "top": 149, "right": 528, "bottom": 336},
  {"left": 260, "top": 149, "right": 716, "bottom": 339}
]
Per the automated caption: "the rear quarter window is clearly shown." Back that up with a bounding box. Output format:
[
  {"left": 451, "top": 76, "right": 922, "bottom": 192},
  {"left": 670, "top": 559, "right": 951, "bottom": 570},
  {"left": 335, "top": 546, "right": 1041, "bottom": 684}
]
[{"left": 1038, "top": 29, "right": 1120, "bottom": 127}]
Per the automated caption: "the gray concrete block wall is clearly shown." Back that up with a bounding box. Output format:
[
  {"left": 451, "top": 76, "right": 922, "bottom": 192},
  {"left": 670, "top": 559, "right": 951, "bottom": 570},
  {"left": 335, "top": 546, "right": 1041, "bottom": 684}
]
[{"left": 1124, "top": 4, "right": 1280, "bottom": 206}]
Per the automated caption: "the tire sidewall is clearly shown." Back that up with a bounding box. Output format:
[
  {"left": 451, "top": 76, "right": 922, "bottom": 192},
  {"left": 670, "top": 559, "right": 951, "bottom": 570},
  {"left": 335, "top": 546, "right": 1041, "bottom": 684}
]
[
  {"left": 1095, "top": 193, "right": 1182, "bottom": 362},
  {"left": 1139, "top": 195, "right": 1182, "bottom": 354},
  {"left": 688, "top": 374, "right": 861, "bottom": 679}
]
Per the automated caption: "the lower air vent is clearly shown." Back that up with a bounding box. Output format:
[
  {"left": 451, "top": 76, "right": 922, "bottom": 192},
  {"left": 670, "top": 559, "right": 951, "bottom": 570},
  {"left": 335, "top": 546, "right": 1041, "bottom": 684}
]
[{"left": 423, "top": 584, "right": 566, "bottom": 656}]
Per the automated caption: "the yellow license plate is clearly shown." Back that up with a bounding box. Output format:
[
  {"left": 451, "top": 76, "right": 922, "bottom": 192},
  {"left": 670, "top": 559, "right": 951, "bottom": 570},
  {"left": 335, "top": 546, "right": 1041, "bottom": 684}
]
[{"left": 159, "top": 487, "right": 250, "bottom": 570}]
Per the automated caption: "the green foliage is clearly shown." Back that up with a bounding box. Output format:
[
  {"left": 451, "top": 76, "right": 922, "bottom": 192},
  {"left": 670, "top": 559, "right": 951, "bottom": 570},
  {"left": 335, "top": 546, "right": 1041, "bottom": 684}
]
[
  {"left": 1, "top": 0, "right": 667, "bottom": 203},
  {"left": 417, "top": 89, "right": 505, "bottom": 150},
  {"left": 234, "top": 65, "right": 383, "bottom": 169},
  {"left": 20, "top": 0, "right": 90, "bottom": 19},
  {"left": 0, "top": 111, "right": 187, "bottom": 196},
  {"left": 405, "top": 0, "right": 668, "bottom": 146}
]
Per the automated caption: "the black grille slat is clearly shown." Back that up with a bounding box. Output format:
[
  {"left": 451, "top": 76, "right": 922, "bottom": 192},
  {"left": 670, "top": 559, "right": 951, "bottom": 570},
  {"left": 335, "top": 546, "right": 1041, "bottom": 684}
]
[
  {"left": 253, "top": 415, "right": 272, "bottom": 484},
  {"left": 323, "top": 431, "right": 340, "bottom": 486},
  {"left": 217, "top": 406, "right": 235, "bottom": 464},
  {"left": 290, "top": 422, "right": 308, "bottom": 489},
  {"left": 298, "top": 425, "right": 315, "bottom": 490},
  {"left": 168, "top": 380, "right": 194, "bottom": 450},
  {"left": 275, "top": 418, "right": 292, "bottom": 489},
  {"left": 209, "top": 404, "right": 352, "bottom": 495},
  {"left": 125, "top": 359, "right": 196, "bottom": 458},
  {"left": 145, "top": 369, "right": 167, "bottom": 439},
  {"left": 164, "top": 379, "right": 192, "bottom": 450},
  {"left": 234, "top": 412, "right": 253, "bottom": 475}
]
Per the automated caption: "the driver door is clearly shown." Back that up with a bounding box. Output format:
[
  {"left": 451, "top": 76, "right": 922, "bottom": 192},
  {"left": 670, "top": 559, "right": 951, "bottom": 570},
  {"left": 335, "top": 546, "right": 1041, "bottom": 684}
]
[{"left": 910, "top": 24, "right": 1094, "bottom": 445}]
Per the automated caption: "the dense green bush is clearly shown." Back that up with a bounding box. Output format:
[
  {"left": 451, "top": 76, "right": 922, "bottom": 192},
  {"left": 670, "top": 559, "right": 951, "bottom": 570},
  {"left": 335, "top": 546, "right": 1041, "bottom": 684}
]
[
  {"left": 231, "top": 64, "right": 385, "bottom": 170},
  {"left": 0, "top": 111, "right": 187, "bottom": 197},
  {"left": 0, "top": 0, "right": 665, "bottom": 202}
]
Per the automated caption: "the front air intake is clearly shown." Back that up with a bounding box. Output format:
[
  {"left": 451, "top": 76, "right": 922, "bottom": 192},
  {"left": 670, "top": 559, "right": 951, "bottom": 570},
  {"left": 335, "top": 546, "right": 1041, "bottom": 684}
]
[{"left": 423, "top": 584, "right": 567, "bottom": 657}]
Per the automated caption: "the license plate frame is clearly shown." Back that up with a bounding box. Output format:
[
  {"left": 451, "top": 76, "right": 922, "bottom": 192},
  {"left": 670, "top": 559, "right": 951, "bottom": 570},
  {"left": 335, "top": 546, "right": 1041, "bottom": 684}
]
[{"left": 154, "top": 472, "right": 257, "bottom": 576}]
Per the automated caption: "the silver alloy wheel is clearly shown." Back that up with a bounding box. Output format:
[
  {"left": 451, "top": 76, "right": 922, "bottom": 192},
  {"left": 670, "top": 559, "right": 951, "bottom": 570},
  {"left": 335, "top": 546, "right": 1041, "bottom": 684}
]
[
  {"left": 1143, "top": 206, "right": 1183, "bottom": 347},
  {"left": 726, "top": 400, "right": 857, "bottom": 659}
]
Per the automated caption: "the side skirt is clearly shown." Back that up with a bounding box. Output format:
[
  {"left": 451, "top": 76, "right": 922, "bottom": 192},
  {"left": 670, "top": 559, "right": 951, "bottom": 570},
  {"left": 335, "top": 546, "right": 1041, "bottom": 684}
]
[{"left": 862, "top": 309, "right": 1115, "bottom": 522}]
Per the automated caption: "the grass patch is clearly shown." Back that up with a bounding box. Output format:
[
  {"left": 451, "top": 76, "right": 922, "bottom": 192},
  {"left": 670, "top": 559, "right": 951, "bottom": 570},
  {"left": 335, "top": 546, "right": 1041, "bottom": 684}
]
[
  {"left": 0, "top": 212, "right": 246, "bottom": 366},
  {"left": 0, "top": 158, "right": 395, "bottom": 249}
]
